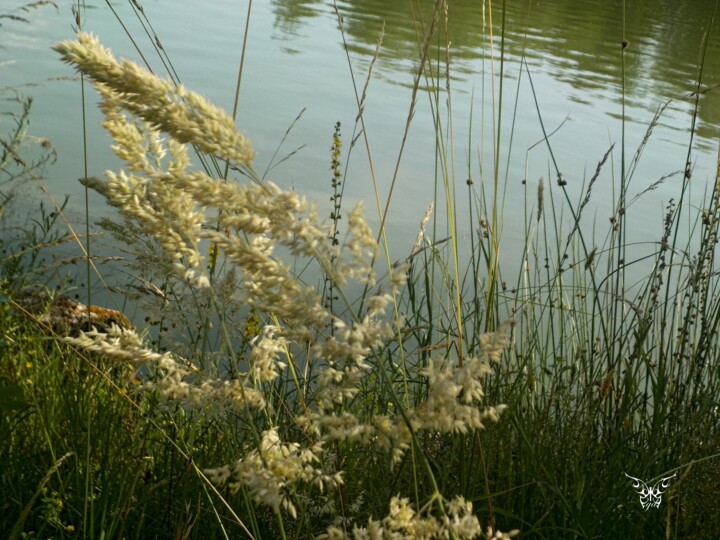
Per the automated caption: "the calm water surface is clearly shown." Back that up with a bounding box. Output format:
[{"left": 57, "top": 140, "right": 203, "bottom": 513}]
[{"left": 3, "top": 0, "right": 720, "bottom": 282}]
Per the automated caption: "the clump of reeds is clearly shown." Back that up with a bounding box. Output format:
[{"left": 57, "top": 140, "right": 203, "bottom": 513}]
[{"left": 52, "top": 32, "right": 516, "bottom": 539}]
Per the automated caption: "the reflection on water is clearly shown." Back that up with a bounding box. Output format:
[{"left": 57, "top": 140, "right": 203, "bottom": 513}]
[
  {"left": 3, "top": 0, "right": 720, "bottom": 292},
  {"left": 273, "top": 0, "right": 720, "bottom": 141}
]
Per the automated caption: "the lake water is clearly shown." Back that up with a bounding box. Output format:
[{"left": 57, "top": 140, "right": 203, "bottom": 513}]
[{"left": 3, "top": 0, "right": 720, "bottom": 289}]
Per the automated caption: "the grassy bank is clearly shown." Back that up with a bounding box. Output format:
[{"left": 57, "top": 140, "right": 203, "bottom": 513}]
[{"left": 2, "top": 1, "right": 720, "bottom": 539}]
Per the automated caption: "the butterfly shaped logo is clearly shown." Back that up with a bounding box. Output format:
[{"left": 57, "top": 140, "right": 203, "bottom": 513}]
[{"left": 625, "top": 472, "right": 676, "bottom": 510}]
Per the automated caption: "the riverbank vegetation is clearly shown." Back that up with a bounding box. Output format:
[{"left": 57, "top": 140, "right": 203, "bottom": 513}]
[{"left": 2, "top": 1, "right": 720, "bottom": 538}]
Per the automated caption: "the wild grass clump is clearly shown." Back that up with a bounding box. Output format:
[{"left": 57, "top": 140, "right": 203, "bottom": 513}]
[{"left": 2, "top": 32, "right": 518, "bottom": 539}]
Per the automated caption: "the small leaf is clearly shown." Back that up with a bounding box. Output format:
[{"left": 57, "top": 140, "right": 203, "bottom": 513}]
[{"left": 0, "top": 383, "right": 30, "bottom": 411}]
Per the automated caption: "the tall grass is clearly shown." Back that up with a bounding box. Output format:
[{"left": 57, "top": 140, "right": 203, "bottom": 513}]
[
  {"left": 1, "top": 1, "right": 720, "bottom": 539},
  {"left": 393, "top": 2, "right": 720, "bottom": 538}
]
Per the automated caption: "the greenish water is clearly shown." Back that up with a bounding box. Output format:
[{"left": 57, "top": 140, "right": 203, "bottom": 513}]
[{"left": 3, "top": 0, "right": 720, "bottom": 274}]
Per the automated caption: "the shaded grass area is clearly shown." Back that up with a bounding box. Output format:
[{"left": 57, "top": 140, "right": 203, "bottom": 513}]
[
  {"left": 0, "top": 307, "right": 253, "bottom": 539},
  {"left": 2, "top": 275, "right": 720, "bottom": 539}
]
